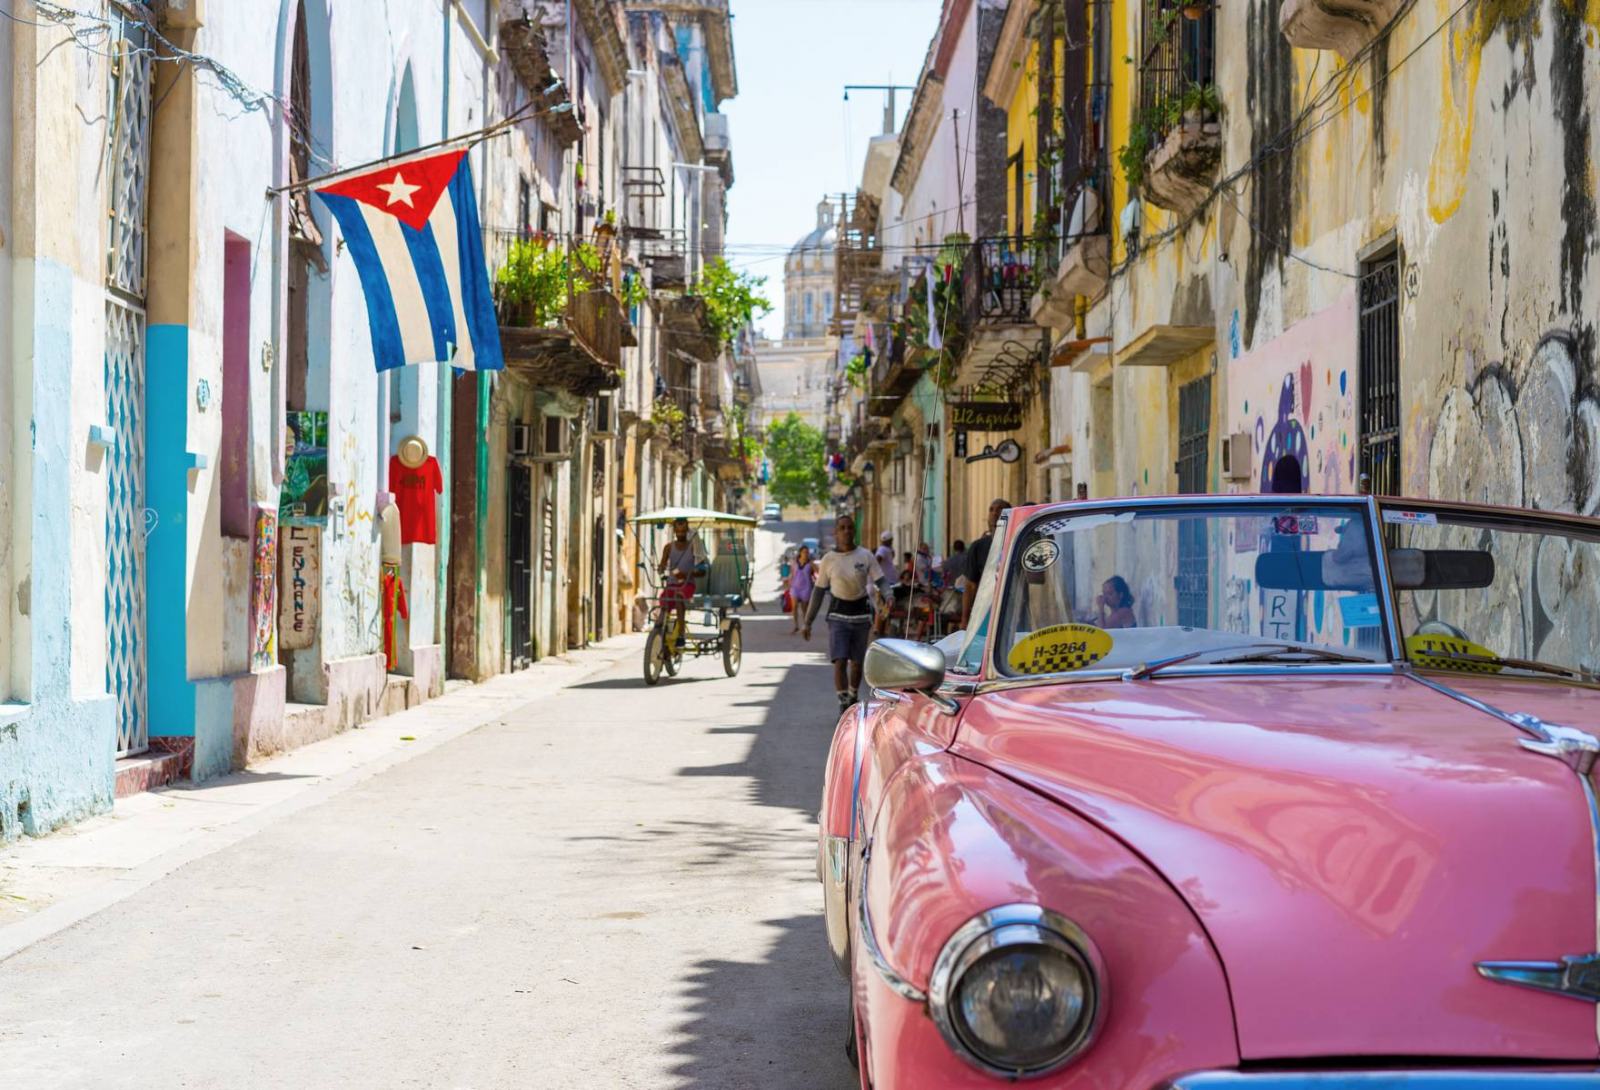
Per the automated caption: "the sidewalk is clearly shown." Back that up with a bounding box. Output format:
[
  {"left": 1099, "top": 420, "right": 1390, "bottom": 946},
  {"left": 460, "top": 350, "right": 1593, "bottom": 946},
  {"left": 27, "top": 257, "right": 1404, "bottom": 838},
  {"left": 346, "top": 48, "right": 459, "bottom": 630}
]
[{"left": 0, "top": 634, "right": 643, "bottom": 962}]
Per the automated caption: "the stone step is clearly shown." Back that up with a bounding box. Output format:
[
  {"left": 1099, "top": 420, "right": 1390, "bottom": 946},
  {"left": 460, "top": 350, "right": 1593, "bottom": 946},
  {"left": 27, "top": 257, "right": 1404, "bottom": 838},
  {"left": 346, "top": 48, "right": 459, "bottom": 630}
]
[{"left": 113, "top": 739, "right": 193, "bottom": 798}]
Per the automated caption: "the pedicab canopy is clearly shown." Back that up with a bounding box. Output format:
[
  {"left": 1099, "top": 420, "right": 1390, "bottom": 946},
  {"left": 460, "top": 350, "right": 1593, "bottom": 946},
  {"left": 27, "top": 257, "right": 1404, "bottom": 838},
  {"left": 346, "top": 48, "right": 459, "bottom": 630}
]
[{"left": 630, "top": 507, "right": 757, "bottom": 528}]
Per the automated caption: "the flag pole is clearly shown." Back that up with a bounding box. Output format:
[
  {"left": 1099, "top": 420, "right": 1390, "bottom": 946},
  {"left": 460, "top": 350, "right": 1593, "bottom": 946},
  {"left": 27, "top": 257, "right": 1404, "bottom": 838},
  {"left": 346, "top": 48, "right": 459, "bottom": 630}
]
[{"left": 266, "top": 98, "right": 574, "bottom": 199}]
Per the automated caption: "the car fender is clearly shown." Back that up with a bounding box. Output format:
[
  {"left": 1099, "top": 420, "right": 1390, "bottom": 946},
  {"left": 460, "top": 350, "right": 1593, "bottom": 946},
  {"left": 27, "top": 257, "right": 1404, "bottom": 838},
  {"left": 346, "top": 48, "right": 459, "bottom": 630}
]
[
  {"left": 818, "top": 700, "right": 877, "bottom": 976},
  {"left": 856, "top": 751, "right": 1239, "bottom": 1088}
]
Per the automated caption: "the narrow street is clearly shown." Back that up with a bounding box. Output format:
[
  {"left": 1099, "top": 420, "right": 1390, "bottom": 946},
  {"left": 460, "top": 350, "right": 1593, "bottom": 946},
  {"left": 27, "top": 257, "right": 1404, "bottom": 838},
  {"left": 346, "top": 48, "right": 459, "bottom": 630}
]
[{"left": 0, "top": 526, "right": 855, "bottom": 1090}]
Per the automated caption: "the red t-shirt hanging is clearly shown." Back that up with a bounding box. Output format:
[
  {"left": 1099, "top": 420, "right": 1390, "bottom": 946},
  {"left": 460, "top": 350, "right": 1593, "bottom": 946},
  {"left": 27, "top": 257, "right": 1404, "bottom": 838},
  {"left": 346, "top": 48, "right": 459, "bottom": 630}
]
[{"left": 389, "top": 455, "right": 442, "bottom": 544}]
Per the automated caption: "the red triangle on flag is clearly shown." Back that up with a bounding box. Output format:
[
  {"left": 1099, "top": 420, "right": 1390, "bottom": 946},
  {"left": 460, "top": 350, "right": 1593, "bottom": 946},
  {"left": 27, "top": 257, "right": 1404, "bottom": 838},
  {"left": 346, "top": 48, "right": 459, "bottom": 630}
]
[{"left": 316, "top": 149, "right": 467, "bottom": 232}]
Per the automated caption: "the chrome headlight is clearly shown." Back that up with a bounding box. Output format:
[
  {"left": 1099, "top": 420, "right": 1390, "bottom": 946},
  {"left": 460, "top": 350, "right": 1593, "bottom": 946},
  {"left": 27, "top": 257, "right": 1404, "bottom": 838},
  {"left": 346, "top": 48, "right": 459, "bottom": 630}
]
[{"left": 928, "top": 905, "right": 1102, "bottom": 1078}]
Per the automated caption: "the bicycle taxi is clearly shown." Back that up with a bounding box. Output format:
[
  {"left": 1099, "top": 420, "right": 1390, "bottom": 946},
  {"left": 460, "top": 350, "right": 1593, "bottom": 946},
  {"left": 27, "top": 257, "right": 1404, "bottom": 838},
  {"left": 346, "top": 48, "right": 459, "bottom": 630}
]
[{"left": 631, "top": 506, "right": 755, "bottom": 685}]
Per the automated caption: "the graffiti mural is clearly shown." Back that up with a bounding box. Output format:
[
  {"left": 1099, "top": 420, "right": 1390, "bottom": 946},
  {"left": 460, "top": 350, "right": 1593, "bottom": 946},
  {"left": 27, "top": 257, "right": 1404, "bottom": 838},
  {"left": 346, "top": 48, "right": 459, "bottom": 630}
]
[
  {"left": 250, "top": 507, "right": 277, "bottom": 672},
  {"left": 1229, "top": 291, "right": 1359, "bottom": 495},
  {"left": 1410, "top": 331, "right": 1600, "bottom": 676},
  {"left": 1424, "top": 331, "right": 1600, "bottom": 517}
]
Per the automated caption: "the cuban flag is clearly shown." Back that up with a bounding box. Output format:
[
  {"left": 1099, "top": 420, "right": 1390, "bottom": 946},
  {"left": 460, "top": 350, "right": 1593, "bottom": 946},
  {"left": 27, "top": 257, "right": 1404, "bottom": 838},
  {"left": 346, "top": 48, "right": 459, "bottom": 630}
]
[{"left": 315, "top": 147, "right": 503, "bottom": 372}]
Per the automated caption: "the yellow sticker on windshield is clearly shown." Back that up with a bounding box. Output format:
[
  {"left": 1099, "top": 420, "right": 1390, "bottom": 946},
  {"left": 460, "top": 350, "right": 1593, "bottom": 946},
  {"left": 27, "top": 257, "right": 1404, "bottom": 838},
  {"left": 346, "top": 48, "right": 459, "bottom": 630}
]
[
  {"left": 1405, "top": 634, "right": 1503, "bottom": 674},
  {"left": 1009, "top": 624, "right": 1114, "bottom": 675}
]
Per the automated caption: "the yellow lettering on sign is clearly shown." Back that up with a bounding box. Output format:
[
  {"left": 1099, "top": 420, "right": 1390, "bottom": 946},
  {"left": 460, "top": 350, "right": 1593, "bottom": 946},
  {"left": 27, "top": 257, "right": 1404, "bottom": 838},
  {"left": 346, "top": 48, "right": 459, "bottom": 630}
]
[{"left": 1008, "top": 624, "right": 1114, "bottom": 675}]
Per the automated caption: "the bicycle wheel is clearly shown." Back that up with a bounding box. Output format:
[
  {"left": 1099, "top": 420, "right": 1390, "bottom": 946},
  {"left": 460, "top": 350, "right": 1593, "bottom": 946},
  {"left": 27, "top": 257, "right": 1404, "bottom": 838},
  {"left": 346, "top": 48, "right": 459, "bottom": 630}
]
[
  {"left": 643, "top": 628, "right": 665, "bottom": 686},
  {"left": 722, "top": 621, "right": 742, "bottom": 677}
]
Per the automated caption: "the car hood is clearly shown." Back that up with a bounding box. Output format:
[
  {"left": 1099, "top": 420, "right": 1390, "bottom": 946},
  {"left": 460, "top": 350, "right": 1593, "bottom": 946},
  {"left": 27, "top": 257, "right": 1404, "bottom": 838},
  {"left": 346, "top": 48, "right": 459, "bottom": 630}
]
[{"left": 952, "top": 674, "right": 1600, "bottom": 1061}]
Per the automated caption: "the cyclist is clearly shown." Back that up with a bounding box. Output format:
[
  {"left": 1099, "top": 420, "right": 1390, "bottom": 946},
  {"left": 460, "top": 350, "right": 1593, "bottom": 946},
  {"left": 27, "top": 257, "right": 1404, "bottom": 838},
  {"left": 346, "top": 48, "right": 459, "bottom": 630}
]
[{"left": 658, "top": 517, "right": 707, "bottom": 649}]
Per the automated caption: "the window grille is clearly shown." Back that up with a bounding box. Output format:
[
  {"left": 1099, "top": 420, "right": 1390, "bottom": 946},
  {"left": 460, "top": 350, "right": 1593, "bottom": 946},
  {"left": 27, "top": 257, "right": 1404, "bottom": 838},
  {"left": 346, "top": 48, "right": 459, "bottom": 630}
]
[
  {"left": 1358, "top": 250, "right": 1401, "bottom": 499},
  {"left": 1176, "top": 375, "right": 1212, "bottom": 629}
]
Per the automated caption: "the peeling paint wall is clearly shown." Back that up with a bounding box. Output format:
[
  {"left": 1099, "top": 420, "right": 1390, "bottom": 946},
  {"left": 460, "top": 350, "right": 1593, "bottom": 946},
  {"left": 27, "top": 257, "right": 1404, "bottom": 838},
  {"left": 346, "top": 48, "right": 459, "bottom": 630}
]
[{"left": 1069, "top": 2, "right": 1600, "bottom": 520}]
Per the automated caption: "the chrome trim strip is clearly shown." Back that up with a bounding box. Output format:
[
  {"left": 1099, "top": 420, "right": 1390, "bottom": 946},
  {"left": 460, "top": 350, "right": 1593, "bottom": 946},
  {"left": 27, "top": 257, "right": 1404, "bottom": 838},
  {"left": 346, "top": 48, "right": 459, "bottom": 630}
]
[
  {"left": 974, "top": 663, "right": 1398, "bottom": 696},
  {"left": 856, "top": 839, "right": 927, "bottom": 1003},
  {"left": 1477, "top": 954, "right": 1600, "bottom": 1002},
  {"left": 847, "top": 703, "right": 870, "bottom": 844},
  {"left": 927, "top": 903, "right": 1104, "bottom": 1080},
  {"left": 1364, "top": 494, "right": 1406, "bottom": 660},
  {"left": 822, "top": 834, "right": 851, "bottom": 977},
  {"left": 1166, "top": 1073, "right": 1600, "bottom": 1088}
]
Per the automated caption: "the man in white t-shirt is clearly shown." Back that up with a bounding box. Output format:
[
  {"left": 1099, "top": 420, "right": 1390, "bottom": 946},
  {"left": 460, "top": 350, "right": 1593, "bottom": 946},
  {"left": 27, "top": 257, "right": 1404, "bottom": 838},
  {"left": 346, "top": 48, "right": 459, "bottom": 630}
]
[
  {"left": 803, "top": 515, "right": 885, "bottom": 711},
  {"left": 874, "top": 531, "right": 898, "bottom": 589}
]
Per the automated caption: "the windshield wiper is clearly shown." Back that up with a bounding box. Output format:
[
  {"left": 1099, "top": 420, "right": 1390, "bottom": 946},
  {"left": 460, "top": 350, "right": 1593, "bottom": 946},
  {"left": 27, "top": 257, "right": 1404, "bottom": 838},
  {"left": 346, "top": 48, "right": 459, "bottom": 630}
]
[
  {"left": 1412, "top": 650, "right": 1580, "bottom": 680},
  {"left": 1213, "top": 645, "right": 1375, "bottom": 667},
  {"left": 1124, "top": 643, "right": 1373, "bottom": 681}
]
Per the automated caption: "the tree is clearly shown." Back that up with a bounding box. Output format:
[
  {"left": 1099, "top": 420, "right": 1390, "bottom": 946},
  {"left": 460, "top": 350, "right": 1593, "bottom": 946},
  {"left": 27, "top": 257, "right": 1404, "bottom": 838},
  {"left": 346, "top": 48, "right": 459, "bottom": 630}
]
[
  {"left": 765, "top": 412, "right": 829, "bottom": 509},
  {"left": 695, "top": 258, "right": 772, "bottom": 348}
]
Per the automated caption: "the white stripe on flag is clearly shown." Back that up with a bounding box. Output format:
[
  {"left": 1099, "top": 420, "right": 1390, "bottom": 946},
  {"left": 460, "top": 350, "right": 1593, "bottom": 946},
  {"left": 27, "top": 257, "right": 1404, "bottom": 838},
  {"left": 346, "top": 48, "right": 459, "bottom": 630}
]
[
  {"left": 427, "top": 190, "right": 474, "bottom": 370},
  {"left": 359, "top": 202, "right": 440, "bottom": 365}
]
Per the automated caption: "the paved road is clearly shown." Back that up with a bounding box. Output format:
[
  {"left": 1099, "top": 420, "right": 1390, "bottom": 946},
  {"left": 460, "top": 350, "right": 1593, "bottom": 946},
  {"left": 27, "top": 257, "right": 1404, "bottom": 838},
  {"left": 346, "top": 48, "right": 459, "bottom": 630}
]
[{"left": 0, "top": 525, "right": 858, "bottom": 1090}]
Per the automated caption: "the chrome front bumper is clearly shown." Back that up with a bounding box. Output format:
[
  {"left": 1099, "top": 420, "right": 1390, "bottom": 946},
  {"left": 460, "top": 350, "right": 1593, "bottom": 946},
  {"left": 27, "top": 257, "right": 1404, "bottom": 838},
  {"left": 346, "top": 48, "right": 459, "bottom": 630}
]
[{"left": 1169, "top": 1074, "right": 1600, "bottom": 1088}]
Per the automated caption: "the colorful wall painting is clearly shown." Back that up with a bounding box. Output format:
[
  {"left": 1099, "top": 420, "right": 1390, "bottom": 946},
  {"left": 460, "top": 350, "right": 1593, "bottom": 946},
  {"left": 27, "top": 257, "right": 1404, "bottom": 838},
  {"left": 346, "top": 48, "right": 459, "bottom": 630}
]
[
  {"left": 250, "top": 507, "right": 277, "bottom": 671},
  {"left": 281, "top": 409, "right": 329, "bottom": 524},
  {"left": 1228, "top": 290, "right": 1359, "bottom": 497}
]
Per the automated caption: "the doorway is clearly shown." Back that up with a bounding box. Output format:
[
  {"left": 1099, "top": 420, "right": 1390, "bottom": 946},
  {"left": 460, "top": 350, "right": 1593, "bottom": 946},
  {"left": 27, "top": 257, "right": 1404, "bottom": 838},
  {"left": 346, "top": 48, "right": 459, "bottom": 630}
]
[{"left": 507, "top": 461, "right": 534, "bottom": 670}]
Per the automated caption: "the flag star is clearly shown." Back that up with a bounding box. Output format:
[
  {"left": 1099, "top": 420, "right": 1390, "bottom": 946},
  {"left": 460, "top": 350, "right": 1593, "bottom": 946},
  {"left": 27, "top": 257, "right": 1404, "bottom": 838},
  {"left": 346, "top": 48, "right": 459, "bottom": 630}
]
[{"left": 377, "top": 172, "right": 421, "bottom": 208}]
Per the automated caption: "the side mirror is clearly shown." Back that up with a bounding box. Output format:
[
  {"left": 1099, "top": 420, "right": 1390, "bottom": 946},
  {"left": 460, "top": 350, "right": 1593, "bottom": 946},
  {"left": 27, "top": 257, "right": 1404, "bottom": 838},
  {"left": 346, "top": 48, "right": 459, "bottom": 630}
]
[{"left": 864, "top": 638, "right": 947, "bottom": 694}]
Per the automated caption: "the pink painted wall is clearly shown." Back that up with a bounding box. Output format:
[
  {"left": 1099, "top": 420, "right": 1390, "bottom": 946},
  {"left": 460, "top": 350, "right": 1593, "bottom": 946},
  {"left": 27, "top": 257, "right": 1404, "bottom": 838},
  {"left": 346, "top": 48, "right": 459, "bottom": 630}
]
[{"left": 1226, "top": 290, "right": 1359, "bottom": 496}]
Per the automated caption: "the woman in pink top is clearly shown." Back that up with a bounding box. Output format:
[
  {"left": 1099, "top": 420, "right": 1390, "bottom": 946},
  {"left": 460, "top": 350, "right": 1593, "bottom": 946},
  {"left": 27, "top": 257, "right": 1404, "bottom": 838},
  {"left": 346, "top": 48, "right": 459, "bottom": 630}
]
[{"left": 789, "top": 544, "right": 816, "bottom": 633}]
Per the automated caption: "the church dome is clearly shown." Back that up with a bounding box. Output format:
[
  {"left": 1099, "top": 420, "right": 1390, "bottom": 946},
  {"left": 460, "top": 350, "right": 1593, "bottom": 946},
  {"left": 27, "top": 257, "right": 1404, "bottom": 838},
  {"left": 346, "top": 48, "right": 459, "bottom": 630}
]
[{"left": 788, "top": 199, "right": 837, "bottom": 264}]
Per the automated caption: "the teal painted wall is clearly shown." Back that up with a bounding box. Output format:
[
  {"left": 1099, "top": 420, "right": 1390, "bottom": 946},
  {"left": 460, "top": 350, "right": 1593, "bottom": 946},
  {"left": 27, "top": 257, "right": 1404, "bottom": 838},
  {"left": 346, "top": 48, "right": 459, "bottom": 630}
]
[{"left": 146, "top": 324, "right": 195, "bottom": 737}]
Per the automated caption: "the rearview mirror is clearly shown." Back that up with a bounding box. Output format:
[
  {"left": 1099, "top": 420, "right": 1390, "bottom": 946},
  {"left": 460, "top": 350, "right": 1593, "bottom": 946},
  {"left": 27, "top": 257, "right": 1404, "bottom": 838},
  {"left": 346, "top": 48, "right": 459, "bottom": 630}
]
[
  {"left": 1389, "top": 548, "right": 1496, "bottom": 590},
  {"left": 864, "top": 638, "right": 947, "bottom": 694}
]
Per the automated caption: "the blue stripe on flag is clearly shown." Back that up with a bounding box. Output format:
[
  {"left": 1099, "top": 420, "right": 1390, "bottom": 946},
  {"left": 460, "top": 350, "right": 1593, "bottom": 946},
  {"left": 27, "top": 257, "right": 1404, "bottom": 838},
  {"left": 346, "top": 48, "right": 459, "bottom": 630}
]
[
  {"left": 316, "top": 192, "right": 406, "bottom": 371},
  {"left": 401, "top": 221, "right": 456, "bottom": 363},
  {"left": 447, "top": 157, "right": 504, "bottom": 371}
]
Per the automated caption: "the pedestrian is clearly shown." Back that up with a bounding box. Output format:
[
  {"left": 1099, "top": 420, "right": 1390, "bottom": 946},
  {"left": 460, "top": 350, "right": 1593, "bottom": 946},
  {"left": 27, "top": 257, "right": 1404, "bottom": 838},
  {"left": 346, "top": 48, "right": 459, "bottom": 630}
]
[
  {"left": 961, "top": 499, "right": 1012, "bottom": 628},
  {"left": 914, "top": 542, "right": 934, "bottom": 586},
  {"left": 789, "top": 543, "right": 816, "bottom": 634},
  {"left": 803, "top": 515, "right": 886, "bottom": 711},
  {"left": 875, "top": 531, "right": 898, "bottom": 589},
  {"left": 941, "top": 540, "right": 967, "bottom": 586},
  {"left": 658, "top": 516, "right": 707, "bottom": 649}
]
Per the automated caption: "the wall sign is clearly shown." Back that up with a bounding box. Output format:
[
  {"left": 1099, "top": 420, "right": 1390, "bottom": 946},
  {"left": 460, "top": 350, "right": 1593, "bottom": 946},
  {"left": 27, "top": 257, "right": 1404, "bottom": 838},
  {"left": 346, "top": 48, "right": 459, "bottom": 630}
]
[
  {"left": 950, "top": 401, "right": 1024, "bottom": 433},
  {"left": 280, "top": 524, "right": 321, "bottom": 650}
]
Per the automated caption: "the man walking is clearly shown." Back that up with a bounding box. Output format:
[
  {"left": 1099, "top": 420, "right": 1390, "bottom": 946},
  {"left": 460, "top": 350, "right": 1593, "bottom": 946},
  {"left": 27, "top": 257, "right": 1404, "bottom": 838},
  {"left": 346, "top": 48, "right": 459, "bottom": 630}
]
[
  {"left": 961, "top": 499, "right": 1011, "bottom": 627},
  {"left": 803, "top": 515, "right": 886, "bottom": 711}
]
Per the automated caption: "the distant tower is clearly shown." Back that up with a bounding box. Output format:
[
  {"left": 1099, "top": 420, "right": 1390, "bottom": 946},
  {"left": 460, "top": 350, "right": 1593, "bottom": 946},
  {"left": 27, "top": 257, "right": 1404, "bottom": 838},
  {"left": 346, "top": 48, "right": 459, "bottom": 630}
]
[{"left": 783, "top": 199, "right": 838, "bottom": 340}]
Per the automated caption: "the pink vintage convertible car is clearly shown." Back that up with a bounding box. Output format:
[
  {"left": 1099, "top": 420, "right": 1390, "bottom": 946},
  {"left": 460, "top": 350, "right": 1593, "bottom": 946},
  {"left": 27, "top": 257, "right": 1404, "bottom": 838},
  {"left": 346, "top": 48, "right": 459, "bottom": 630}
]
[{"left": 819, "top": 495, "right": 1600, "bottom": 1087}]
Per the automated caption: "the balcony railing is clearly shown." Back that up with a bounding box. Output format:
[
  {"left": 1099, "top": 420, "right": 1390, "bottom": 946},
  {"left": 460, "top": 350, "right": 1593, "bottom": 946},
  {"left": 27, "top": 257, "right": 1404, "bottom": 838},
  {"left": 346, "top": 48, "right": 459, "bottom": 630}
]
[
  {"left": 960, "top": 237, "right": 1038, "bottom": 335},
  {"left": 1139, "top": 2, "right": 1216, "bottom": 143}
]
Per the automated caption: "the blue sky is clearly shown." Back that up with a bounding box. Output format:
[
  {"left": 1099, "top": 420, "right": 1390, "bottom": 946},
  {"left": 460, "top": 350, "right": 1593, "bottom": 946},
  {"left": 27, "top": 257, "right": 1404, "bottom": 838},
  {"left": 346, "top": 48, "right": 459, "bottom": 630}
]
[{"left": 721, "top": 1, "right": 938, "bottom": 336}]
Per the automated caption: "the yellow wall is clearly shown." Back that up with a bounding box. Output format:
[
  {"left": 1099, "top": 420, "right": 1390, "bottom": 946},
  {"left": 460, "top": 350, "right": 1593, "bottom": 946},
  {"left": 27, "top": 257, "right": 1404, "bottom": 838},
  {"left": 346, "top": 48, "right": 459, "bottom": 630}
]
[{"left": 1005, "top": 42, "right": 1040, "bottom": 240}]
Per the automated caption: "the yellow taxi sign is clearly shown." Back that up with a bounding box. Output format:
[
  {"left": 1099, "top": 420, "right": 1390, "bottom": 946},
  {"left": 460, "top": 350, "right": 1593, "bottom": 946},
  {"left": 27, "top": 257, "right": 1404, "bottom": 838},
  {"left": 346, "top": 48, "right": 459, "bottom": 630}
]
[
  {"left": 1008, "top": 624, "right": 1114, "bottom": 675},
  {"left": 1405, "top": 634, "right": 1503, "bottom": 674}
]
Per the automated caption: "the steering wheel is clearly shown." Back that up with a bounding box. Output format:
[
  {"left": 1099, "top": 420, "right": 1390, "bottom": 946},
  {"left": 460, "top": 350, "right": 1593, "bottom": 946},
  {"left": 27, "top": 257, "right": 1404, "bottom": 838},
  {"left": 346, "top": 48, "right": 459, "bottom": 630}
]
[{"left": 1417, "top": 620, "right": 1469, "bottom": 640}]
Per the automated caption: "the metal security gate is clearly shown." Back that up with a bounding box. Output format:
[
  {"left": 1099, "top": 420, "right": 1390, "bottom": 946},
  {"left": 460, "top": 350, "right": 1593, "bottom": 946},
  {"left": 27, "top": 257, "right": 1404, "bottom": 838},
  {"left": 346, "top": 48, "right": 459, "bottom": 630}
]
[
  {"left": 105, "top": 10, "right": 153, "bottom": 757},
  {"left": 1176, "top": 375, "right": 1212, "bottom": 629},
  {"left": 1359, "top": 250, "right": 1401, "bottom": 498},
  {"left": 507, "top": 461, "right": 534, "bottom": 670}
]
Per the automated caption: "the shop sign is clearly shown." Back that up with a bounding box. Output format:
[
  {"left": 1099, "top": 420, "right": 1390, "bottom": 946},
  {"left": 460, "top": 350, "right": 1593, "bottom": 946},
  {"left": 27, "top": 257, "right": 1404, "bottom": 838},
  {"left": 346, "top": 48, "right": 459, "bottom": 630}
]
[{"left": 950, "top": 401, "right": 1023, "bottom": 433}]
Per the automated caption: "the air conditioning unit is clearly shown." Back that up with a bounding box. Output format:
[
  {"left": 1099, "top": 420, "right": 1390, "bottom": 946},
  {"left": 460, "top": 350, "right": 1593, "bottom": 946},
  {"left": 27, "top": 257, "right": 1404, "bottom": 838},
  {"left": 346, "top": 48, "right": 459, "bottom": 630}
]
[
  {"left": 509, "top": 422, "right": 532, "bottom": 456},
  {"left": 592, "top": 391, "right": 616, "bottom": 437},
  {"left": 535, "top": 415, "right": 573, "bottom": 461},
  {"left": 1221, "top": 432, "right": 1253, "bottom": 481}
]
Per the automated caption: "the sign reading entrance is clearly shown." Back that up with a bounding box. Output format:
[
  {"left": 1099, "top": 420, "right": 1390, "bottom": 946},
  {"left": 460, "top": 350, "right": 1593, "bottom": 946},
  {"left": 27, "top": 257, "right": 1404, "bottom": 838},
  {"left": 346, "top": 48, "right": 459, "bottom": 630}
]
[
  {"left": 280, "top": 524, "right": 321, "bottom": 650},
  {"left": 950, "top": 401, "right": 1023, "bottom": 432}
]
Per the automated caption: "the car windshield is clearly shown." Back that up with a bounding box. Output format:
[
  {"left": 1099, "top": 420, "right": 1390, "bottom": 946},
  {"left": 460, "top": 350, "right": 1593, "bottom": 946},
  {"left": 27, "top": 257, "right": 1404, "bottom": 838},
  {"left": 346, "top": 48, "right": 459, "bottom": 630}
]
[
  {"left": 993, "top": 502, "right": 1391, "bottom": 678},
  {"left": 1383, "top": 505, "right": 1600, "bottom": 684}
]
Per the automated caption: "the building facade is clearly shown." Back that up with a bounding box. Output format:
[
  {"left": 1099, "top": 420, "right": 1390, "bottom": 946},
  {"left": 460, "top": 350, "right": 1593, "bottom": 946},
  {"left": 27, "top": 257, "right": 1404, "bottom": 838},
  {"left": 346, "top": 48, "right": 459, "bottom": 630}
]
[
  {"left": 1, "top": 0, "right": 745, "bottom": 842},
  {"left": 826, "top": 0, "right": 1598, "bottom": 615}
]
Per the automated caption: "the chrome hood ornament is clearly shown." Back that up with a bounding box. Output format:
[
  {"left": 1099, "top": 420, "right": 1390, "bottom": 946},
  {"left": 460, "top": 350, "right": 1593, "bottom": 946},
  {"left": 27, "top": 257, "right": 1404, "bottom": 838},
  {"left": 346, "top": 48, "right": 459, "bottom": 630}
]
[{"left": 1478, "top": 954, "right": 1600, "bottom": 1002}]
